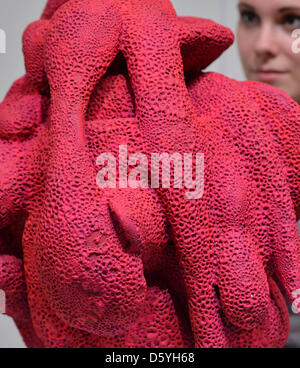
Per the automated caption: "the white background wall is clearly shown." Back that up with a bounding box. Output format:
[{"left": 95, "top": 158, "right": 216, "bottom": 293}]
[{"left": 0, "top": 0, "right": 297, "bottom": 348}]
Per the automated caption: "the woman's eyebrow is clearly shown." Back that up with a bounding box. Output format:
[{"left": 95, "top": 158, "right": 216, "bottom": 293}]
[
  {"left": 238, "top": 2, "right": 255, "bottom": 11},
  {"left": 279, "top": 7, "right": 300, "bottom": 12}
]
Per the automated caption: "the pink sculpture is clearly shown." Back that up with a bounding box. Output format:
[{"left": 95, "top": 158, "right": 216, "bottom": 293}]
[{"left": 0, "top": 0, "right": 299, "bottom": 348}]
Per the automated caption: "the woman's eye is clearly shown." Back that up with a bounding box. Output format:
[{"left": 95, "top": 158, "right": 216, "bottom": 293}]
[
  {"left": 282, "top": 14, "right": 300, "bottom": 28},
  {"left": 240, "top": 10, "right": 259, "bottom": 25}
]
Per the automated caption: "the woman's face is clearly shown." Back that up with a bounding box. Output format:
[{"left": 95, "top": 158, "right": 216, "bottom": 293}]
[{"left": 237, "top": 0, "right": 300, "bottom": 103}]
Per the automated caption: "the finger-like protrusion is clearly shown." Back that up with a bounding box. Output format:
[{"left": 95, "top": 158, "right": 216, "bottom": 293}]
[
  {"left": 182, "top": 272, "right": 229, "bottom": 348},
  {"left": 178, "top": 17, "right": 234, "bottom": 72},
  {"left": 223, "top": 276, "right": 290, "bottom": 348},
  {"left": 36, "top": 0, "right": 148, "bottom": 337},
  {"left": 119, "top": 0, "right": 197, "bottom": 148},
  {"left": 23, "top": 20, "right": 49, "bottom": 90},
  {"left": 244, "top": 82, "right": 300, "bottom": 220},
  {"left": 45, "top": 0, "right": 121, "bottom": 110},
  {"left": 255, "top": 145, "right": 300, "bottom": 302},
  {"left": 217, "top": 228, "right": 270, "bottom": 330}
]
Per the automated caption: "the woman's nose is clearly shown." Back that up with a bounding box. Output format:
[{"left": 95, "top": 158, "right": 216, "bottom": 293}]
[{"left": 254, "top": 23, "right": 279, "bottom": 58}]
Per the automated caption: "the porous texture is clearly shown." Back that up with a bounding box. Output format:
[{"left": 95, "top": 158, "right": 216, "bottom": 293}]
[{"left": 0, "top": 0, "right": 299, "bottom": 348}]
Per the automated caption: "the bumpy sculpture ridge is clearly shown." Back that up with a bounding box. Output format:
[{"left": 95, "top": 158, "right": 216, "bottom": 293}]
[{"left": 0, "top": 0, "right": 299, "bottom": 348}]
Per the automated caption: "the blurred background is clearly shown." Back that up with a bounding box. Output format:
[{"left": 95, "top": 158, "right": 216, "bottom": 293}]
[{"left": 0, "top": 0, "right": 298, "bottom": 348}]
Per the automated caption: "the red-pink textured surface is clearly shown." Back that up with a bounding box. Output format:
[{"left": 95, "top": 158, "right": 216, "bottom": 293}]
[{"left": 0, "top": 0, "right": 299, "bottom": 348}]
